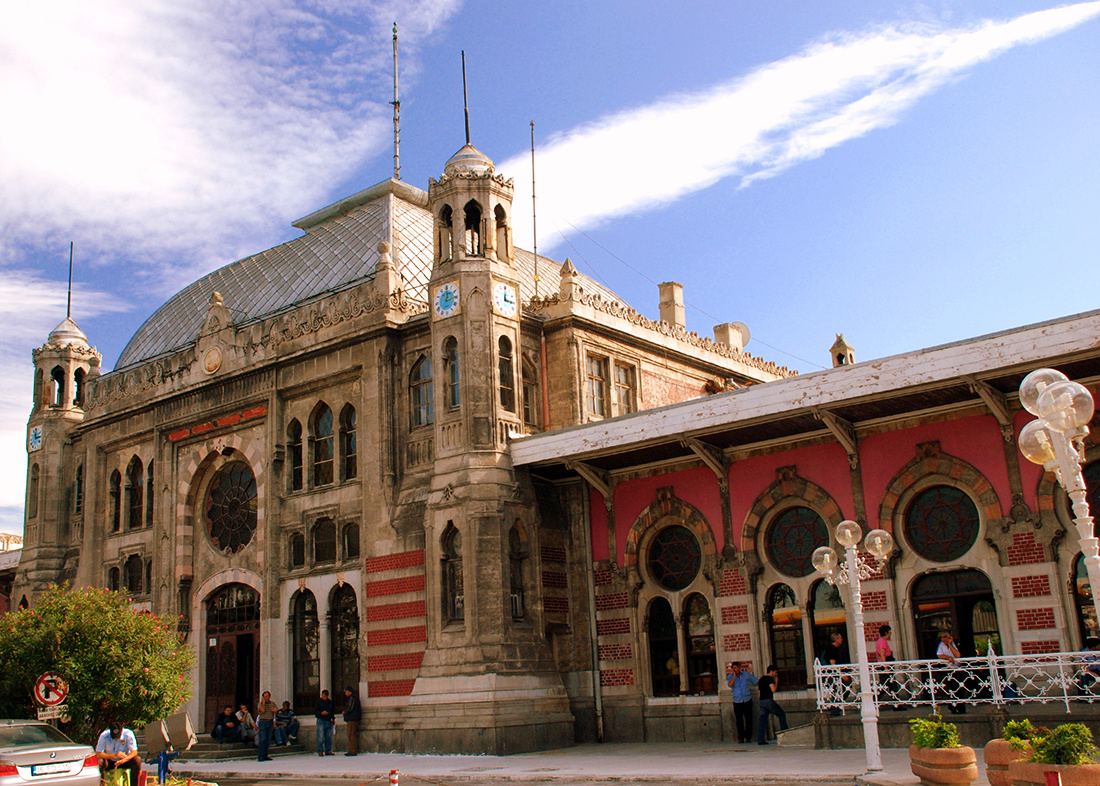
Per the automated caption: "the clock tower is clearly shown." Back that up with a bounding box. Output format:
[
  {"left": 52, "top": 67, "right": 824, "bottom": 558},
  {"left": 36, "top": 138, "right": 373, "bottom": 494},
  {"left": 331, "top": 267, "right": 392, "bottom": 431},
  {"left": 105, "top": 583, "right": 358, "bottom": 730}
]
[{"left": 18, "top": 317, "right": 101, "bottom": 602}]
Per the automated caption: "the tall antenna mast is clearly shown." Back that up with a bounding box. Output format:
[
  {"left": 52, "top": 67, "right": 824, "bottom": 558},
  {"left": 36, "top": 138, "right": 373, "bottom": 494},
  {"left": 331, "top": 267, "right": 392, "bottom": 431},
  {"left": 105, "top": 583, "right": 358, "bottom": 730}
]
[
  {"left": 66, "top": 241, "right": 73, "bottom": 319},
  {"left": 530, "top": 122, "right": 539, "bottom": 298},
  {"left": 391, "top": 22, "right": 401, "bottom": 180},
  {"left": 461, "top": 50, "right": 470, "bottom": 145}
]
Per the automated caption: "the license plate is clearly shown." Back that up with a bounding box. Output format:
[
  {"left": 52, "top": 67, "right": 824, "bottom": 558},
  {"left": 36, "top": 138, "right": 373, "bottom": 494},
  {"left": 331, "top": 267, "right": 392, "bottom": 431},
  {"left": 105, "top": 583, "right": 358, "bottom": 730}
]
[{"left": 32, "top": 761, "right": 71, "bottom": 775}]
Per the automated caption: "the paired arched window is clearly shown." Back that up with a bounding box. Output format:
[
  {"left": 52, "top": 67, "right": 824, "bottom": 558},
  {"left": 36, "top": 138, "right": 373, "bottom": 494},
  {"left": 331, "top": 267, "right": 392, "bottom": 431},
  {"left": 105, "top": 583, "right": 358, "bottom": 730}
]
[
  {"left": 809, "top": 579, "right": 846, "bottom": 662},
  {"left": 27, "top": 464, "right": 40, "bottom": 519},
  {"left": 442, "top": 337, "right": 460, "bottom": 410},
  {"left": 107, "top": 567, "right": 120, "bottom": 592},
  {"left": 109, "top": 470, "right": 122, "bottom": 532},
  {"left": 340, "top": 405, "right": 357, "bottom": 481},
  {"left": 124, "top": 554, "right": 144, "bottom": 594},
  {"left": 33, "top": 369, "right": 43, "bottom": 410},
  {"left": 73, "top": 368, "right": 86, "bottom": 407},
  {"left": 312, "top": 404, "right": 334, "bottom": 487},
  {"left": 126, "top": 457, "right": 144, "bottom": 529},
  {"left": 411, "top": 356, "right": 433, "bottom": 428},
  {"left": 287, "top": 420, "right": 303, "bottom": 491},
  {"left": 498, "top": 336, "right": 515, "bottom": 412},
  {"left": 289, "top": 533, "right": 305, "bottom": 568},
  {"left": 766, "top": 583, "right": 807, "bottom": 689},
  {"left": 145, "top": 461, "right": 155, "bottom": 527},
  {"left": 343, "top": 523, "right": 360, "bottom": 559},
  {"left": 442, "top": 522, "right": 464, "bottom": 623},
  {"left": 464, "top": 200, "right": 482, "bottom": 255},
  {"left": 522, "top": 356, "right": 539, "bottom": 429},
  {"left": 313, "top": 518, "right": 336, "bottom": 564},
  {"left": 439, "top": 205, "right": 453, "bottom": 260},
  {"left": 330, "top": 584, "right": 360, "bottom": 709},
  {"left": 494, "top": 204, "right": 509, "bottom": 260},
  {"left": 291, "top": 590, "right": 320, "bottom": 713},
  {"left": 74, "top": 464, "right": 84, "bottom": 515},
  {"left": 684, "top": 593, "right": 717, "bottom": 694},
  {"left": 50, "top": 366, "right": 65, "bottom": 407}
]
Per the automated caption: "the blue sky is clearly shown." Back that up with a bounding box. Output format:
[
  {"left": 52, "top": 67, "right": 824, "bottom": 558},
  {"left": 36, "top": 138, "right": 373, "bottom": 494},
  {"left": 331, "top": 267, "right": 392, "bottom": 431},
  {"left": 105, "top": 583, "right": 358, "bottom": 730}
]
[{"left": 2, "top": 1, "right": 1099, "bottom": 533}]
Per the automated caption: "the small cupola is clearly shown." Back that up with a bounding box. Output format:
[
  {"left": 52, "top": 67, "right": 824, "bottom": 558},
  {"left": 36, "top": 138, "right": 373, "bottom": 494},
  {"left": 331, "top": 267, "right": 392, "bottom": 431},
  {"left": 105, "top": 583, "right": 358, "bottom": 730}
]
[
  {"left": 830, "top": 334, "right": 855, "bottom": 367},
  {"left": 443, "top": 144, "right": 494, "bottom": 176}
]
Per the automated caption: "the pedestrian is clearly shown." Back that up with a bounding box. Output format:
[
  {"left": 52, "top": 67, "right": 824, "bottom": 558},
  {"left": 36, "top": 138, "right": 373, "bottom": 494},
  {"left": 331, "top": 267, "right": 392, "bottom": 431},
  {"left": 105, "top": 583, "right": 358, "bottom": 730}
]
[
  {"left": 725, "top": 661, "right": 758, "bottom": 743},
  {"left": 937, "top": 630, "right": 966, "bottom": 714},
  {"left": 876, "top": 624, "right": 903, "bottom": 709},
  {"left": 315, "top": 689, "right": 335, "bottom": 756},
  {"left": 822, "top": 631, "right": 849, "bottom": 716},
  {"left": 95, "top": 719, "right": 143, "bottom": 786},
  {"left": 256, "top": 690, "right": 277, "bottom": 762},
  {"left": 756, "top": 664, "right": 788, "bottom": 745},
  {"left": 211, "top": 704, "right": 241, "bottom": 744},
  {"left": 274, "top": 700, "right": 299, "bottom": 745},
  {"left": 343, "top": 686, "right": 362, "bottom": 756}
]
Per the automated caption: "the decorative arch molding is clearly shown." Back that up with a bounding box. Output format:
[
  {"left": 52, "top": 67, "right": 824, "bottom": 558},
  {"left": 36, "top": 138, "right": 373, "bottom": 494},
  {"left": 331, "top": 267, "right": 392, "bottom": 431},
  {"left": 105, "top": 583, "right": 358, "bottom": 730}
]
[
  {"left": 740, "top": 465, "right": 845, "bottom": 554},
  {"left": 191, "top": 567, "right": 264, "bottom": 630},
  {"left": 622, "top": 486, "right": 717, "bottom": 569}
]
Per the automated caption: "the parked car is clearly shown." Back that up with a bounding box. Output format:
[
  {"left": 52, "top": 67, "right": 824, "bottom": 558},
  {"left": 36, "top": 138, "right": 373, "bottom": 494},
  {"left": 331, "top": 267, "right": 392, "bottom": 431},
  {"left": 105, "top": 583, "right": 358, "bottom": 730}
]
[{"left": 0, "top": 720, "right": 99, "bottom": 785}]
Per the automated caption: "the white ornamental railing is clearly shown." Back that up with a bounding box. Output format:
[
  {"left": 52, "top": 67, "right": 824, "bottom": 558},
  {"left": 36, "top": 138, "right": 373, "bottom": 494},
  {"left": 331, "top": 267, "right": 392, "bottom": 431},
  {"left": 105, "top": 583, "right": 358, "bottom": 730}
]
[{"left": 815, "top": 648, "right": 1100, "bottom": 714}]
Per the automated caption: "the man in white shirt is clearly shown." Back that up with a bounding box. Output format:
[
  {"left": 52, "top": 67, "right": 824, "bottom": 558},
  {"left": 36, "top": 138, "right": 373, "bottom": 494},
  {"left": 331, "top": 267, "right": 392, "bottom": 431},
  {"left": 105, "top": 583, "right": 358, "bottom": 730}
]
[{"left": 95, "top": 720, "right": 142, "bottom": 784}]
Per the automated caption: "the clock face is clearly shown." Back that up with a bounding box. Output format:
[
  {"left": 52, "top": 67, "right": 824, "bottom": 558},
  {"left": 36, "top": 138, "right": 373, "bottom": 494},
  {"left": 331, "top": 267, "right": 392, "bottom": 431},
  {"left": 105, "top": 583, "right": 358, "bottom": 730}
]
[
  {"left": 28, "top": 425, "right": 43, "bottom": 452},
  {"left": 433, "top": 282, "right": 460, "bottom": 319},
  {"left": 493, "top": 282, "right": 517, "bottom": 317}
]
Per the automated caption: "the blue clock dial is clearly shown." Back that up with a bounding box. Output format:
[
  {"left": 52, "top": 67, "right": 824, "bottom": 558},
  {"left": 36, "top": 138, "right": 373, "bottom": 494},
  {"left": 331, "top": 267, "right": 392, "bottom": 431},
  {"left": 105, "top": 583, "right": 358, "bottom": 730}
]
[{"left": 433, "top": 282, "right": 460, "bottom": 318}]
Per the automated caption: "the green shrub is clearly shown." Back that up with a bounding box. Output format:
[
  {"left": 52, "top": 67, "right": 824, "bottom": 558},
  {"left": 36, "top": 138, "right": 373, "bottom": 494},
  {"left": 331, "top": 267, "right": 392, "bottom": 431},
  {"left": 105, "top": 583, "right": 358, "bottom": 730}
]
[
  {"left": 1029, "top": 723, "right": 1098, "bottom": 766},
  {"left": 910, "top": 714, "right": 961, "bottom": 749},
  {"left": 1002, "top": 719, "right": 1048, "bottom": 752}
]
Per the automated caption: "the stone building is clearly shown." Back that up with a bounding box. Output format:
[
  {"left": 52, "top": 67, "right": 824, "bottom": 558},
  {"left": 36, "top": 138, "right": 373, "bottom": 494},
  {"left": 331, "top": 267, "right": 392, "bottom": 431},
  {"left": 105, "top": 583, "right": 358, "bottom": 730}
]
[{"left": 14, "top": 144, "right": 791, "bottom": 752}]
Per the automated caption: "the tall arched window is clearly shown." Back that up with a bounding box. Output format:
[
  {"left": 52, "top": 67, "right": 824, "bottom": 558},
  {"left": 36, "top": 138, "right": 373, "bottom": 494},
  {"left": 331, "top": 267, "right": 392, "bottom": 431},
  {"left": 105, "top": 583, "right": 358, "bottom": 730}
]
[
  {"left": 522, "top": 356, "right": 539, "bottom": 430},
  {"left": 648, "top": 597, "right": 679, "bottom": 696},
  {"left": 906, "top": 486, "right": 980, "bottom": 562},
  {"left": 498, "top": 336, "right": 515, "bottom": 412},
  {"left": 343, "top": 523, "right": 360, "bottom": 560},
  {"left": 313, "top": 518, "right": 336, "bottom": 564},
  {"left": 33, "top": 368, "right": 43, "bottom": 409},
  {"left": 74, "top": 464, "right": 84, "bottom": 515},
  {"left": 287, "top": 420, "right": 303, "bottom": 491},
  {"left": 439, "top": 205, "right": 453, "bottom": 260},
  {"left": 312, "top": 403, "right": 334, "bottom": 487},
  {"left": 494, "top": 204, "right": 509, "bottom": 260},
  {"left": 126, "top": 457, "right": 143, "bottom": 530},
  {"left": 509, "top": 524, "right": 526, "bottom": 620},
  {"left": 124, "top": 554, "right": 144, "bottom": 594},
  {"left": 109, "top": 469, "right": 122, "bottom": 532},
  {"left": 27, "top": 464, "right": 40, "bottom": 519},
  {"left": 73, "top": 368, "right": 86, "bottom": 407},
  {"left": 809, "top": 579, "right": 847, "bottom": 662},
  {"left": 464, "top": 200, "right": 482, "bottom": 255},
  {"left": 291, "top": 591, "right": 319, "bottom": 713},
  {"left": 442, "top": 337, "right": 460, "bottom": 411},
  {"left": 442, "top": 523, "right": 463, "bottom": 623},
  {"left": 330, "top": 584, "right": 360, "bottom": 710},
  {"left": 107, "top": 567, "right": 120, "bottom": 592},
  {"left": 50, "top": 366, "right": 65, "bottom": 407},
  {"left": 766, "top": 583, "right": 807, "bottom": 689},
  {"left": 340, "top": 405, "right": 357, "bottom": 481},
  {"left": 684, "top": 593, "right": 718, "bottom": 695},
  {"left": 411, "top": 356, "right": 433, "bottom": 428},
  {"left": 289, "top": 533, "right": 305, "bottom": 568},
  {"left": 145, "top": 461, "right": 154, "bottom": 527},
  {"left": 1074, "top": 554, "right": 1098, "bottom": 643}
]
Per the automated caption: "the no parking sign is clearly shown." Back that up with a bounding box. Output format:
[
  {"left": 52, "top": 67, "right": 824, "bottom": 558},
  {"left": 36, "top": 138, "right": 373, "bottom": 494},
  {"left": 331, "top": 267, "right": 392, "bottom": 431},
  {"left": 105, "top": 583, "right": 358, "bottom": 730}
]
[{"left": 33, "top": 672, "right": 68, "bottom": 707}]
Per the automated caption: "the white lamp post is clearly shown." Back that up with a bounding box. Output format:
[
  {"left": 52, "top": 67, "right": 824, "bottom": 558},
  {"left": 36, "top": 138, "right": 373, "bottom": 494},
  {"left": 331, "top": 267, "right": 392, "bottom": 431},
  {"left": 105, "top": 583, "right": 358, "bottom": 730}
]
[
  {"left": 812, "top": 520, "right": 894, "bottom": 773},
  {"left": 1017, "top": 369, "right": 1099, "bottom": 631}
]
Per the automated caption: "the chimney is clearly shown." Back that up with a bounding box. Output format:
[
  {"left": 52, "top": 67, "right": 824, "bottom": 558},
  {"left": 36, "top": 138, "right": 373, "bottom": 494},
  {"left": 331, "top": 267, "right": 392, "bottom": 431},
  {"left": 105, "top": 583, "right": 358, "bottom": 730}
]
[
  {"left": 658, "top": 281, "right": 685, "bottom": 328},
  {"left": 713, "top": 322, "right": 749, "bottom": 352}
]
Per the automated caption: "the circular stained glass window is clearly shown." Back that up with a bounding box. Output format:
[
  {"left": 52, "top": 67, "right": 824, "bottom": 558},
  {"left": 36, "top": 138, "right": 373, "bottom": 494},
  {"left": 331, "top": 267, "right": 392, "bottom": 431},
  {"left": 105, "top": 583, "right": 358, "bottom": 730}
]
[
  {"left": 906, "top": 485, "right": 979, "bottom": 563},
  {"left": 766, "top": 506, "right": 828, "bottom": 578},
  {"left": 647, "top": 525, "right": 701, "bottom": 591},
  {"left": 206, "top": 461, "right": 257, "bottom": 554}
]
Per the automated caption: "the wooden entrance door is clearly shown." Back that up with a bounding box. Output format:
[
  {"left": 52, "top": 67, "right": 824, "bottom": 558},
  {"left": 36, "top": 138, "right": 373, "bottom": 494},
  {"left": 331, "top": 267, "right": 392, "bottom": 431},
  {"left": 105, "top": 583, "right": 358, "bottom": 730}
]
[{"left": 205, "top": 584, "right": 260, "bottom": 728}]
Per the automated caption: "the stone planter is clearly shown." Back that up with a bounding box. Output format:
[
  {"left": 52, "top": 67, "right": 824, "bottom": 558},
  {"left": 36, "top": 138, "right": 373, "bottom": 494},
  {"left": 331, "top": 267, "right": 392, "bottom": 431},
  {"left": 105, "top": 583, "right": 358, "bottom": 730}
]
[
  {"left": 1008, "top": 760, "right": 1100, "bottom": 786},
  {"left": 984, "top": 738, "right": 1032, "bottom": 786},
  {"left": 909, "top": 744, "right": 978, "bottom": 785}
]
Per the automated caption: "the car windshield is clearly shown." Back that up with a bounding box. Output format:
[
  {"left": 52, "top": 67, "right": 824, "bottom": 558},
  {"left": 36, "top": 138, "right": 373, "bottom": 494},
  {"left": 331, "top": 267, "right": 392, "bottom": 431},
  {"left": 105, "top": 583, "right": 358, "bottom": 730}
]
[{"left": 0, "top": 724, "right": 75, "bottom": 748}]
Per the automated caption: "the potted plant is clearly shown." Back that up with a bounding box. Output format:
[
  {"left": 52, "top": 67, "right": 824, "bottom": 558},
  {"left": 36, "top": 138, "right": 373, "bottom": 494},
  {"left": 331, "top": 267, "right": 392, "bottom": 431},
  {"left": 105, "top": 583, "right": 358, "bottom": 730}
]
[
  {"left": 1008, "top": 723, "right": 1100, "bottom": 786},
  {"left": 909, "top": 714, "right": 978, "bottom": 786},
  {"left": 984, "top": 719, "right": 1043, "bottom": 786}
]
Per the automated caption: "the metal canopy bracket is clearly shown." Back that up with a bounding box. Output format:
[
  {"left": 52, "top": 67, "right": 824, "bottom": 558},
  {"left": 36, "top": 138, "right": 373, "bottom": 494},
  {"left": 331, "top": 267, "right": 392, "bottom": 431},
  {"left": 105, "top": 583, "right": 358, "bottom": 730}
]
[
  {"left": 812, "top": 407, "right": 859, "bottom": 459},
  {"left": 565, "top": 460, "right": 612, "bottom": 500},
  {"left": 680, "top": 436, "right": 727, "bottom": 482},
  {"left": 964, "top": 375, "right": 1012, "bottom": 426}
]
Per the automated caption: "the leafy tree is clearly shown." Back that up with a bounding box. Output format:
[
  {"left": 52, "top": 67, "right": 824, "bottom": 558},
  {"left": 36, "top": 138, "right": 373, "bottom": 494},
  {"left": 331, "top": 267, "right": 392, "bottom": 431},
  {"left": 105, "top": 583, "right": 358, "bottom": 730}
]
[{"left": 0, "top": 584, "right": 193, "bottom": 744}]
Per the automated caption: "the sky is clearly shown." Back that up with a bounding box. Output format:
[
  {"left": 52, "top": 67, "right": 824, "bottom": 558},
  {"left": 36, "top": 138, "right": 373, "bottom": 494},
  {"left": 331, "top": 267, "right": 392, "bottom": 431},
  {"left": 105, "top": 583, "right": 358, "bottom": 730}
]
[{"left": 2, "top": 1, "right": 1099, "bottom": 534}]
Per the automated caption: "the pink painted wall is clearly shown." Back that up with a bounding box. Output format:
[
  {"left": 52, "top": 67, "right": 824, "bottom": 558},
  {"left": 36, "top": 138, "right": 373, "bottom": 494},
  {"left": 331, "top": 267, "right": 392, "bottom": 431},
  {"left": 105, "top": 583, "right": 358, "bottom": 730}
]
[
  {"left": 609, "top": 467, "right": 722, "bottom": 565},
  {"left": 591, "top": 487, "right": 610, "bottom": 562}
]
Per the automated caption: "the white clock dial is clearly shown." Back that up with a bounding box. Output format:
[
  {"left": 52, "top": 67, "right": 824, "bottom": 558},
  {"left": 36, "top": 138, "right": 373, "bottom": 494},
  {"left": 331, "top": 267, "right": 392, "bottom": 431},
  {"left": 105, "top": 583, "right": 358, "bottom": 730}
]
[
  {"left": 493, "top": 282, "right": 517, "bottom": 317},
  {"left": 28, "top": 425, "right": 43, "bottom": 452},
  {"left": 433, "top": 282, "right": 460, "bottom": 319}
]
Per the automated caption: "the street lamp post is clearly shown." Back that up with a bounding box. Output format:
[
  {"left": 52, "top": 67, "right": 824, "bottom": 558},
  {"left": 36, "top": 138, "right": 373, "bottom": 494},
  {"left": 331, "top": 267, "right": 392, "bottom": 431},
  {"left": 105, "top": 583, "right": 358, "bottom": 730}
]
[
  {"left": 1017, "top": 369, "right": 1099, "bottom": 632},
  {"left": 812, "top": 520, "right": 894, "bottom": 774}
]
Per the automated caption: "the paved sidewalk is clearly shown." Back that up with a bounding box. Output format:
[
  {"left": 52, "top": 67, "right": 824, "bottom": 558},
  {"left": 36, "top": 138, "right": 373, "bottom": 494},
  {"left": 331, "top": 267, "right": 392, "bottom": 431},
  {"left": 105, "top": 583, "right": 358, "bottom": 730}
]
[{"left": 170, "top": 741, "right": 989, "bottom": 785}]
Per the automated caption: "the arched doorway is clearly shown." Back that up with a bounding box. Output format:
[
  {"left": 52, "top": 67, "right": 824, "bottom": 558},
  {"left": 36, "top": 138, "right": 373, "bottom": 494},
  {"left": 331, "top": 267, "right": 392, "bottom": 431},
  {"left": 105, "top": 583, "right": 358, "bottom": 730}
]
[
  {"left": 809, "top": 578, "right": 848, "bottom": 663},
  {"left": 1073, "top": 554, "right": 1098, "bottom": 643},
  {"left": 205, "top": 583, "right": 260, "bottom": 727},
  {"left": 330, "top": 584, "right": 360, "bottom": 712},
  {"left": 911, "top": 570, "right": 1000, "bottom": 659},
  {"left": 766, "top": 583, "right": 806, "bottom": 689}
]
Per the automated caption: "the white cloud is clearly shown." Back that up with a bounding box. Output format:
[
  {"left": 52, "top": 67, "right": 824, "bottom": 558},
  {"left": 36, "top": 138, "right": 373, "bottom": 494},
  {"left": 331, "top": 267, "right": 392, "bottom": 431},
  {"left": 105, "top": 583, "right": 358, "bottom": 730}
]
[{"left": 502, "top": 2, "right": 1100, "bottom": 248}]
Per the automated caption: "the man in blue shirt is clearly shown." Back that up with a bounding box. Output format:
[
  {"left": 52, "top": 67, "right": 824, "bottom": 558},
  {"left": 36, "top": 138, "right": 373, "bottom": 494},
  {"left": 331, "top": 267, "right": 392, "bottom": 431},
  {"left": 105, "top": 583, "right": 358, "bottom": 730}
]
[
  {"left": 725, "top": 661, "right": 758, "bottom": 743},
  {"left": 95, "top": 720, "right": 142, "bottom": 785}
]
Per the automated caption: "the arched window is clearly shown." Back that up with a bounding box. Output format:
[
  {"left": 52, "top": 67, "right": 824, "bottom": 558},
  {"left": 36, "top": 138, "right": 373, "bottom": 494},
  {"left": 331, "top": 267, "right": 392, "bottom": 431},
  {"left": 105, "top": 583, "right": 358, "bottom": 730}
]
[
  {"left": 498, "top": 336, "right": 515, "bottom": 412},
  {"left": 442, "top": 523, "right": 463, "bottom": 623},
  {"left": 145, "top": 560, "right": 152, "bottom": 595},
  {"left": 765, "top": 506, "right": 828, "bottom": 578},
  {"left": 464, "top": 200, "right": 482, "bottom": 255},
  {"left": 145, "top": 461, "right": 154, "bottom": 527},
  {"left": 648, "top": 597, "right": 679, "bottom": 696},
  {"left": 27, "top": 464, "right": 40, "bottom": 519},
  {"left": 439, "top": 205, "right": 453, "bottom": 260},
  {"left": 1074, "top": 554, "right": 1098, "bottom": 643},
  {"left": 906, "top": 486, "right": 980, "bottom": 562},
  {"left": 126, "top": 456, "right": 143, "bottom": 530},
  {"left": 73, "top": 368, "right": 86, "bottom": 407},
  {"left": 124, "top": 554, "right": 144, "bottom": 594},
  {"left": 343, "top": 523, "right": 360, "bottom": 560},
  {"left": 33, "top": 368, "right": 43, "bottom": 409},
  {"left": 312, "top": 403, "right": 334, "bottom": 487},
  {"left": 50, "top": 366, "right": 65, "bottom": 407},
  {"left": 291, "top": 590, "right": 319, "bottom": 713},
  {"left": 509, "top": 524, "right": 526, "bottom": 620},
  {"left": 809, "top": 579, "right": 847, "bottom": 662},
  {"left": 522, "top": 356, "right": 539, "bottom": 429},
  {"left": 109, "top": 470, "right": 122, "bottom": 532},
  {"left": 410, "top": 356, "right": 433, "bottom": 428},
  {"left": 766, "top": 583, "right": 807, "bottom": 689},
  {"left": 287, "top": 420, "right": 303, "bottom": 491},
  {"left": 313, "top": 518, "right": 336, "bottom": 564},
  {"left": 74, "top": 464, "right": 84, "bottom": 515},
  {"left": 684, "top": 593, "right": 718, "bottom": 695},
  {"left": 205, "top": 461, "right": 257, "bottom": 554},
  {"left": 330, "top": 584, "right": 360, "bottom": 711},
  {"left": 442, "top": 337, "right": 460, "bottom": 410},
  {"left": 340, "top": 405, "right": 357, "bottom": 481},
  {"left": 494, "top": 204, "right": 509, "bottom": 260},
  {"left": 107, "top": 567, "right": 120, "bottom": 592},
  {"left": 289, "top": 533, "right": 305, "bottom": 568}
]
